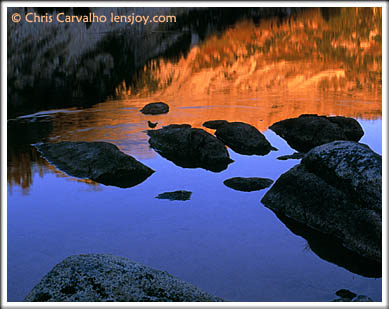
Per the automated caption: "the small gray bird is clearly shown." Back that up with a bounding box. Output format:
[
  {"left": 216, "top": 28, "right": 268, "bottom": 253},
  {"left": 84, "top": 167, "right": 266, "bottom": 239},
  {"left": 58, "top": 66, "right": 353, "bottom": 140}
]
[{"left": 147, "top": 120, "right": 158, "bottom": 128}]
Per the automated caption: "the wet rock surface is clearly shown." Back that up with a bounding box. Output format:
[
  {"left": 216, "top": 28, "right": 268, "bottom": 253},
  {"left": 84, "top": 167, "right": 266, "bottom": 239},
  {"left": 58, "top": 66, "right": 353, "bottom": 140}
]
[
  {"left": 24, "top": 254, "right": 224, "bottom": 302},
  {"left": 140, "top": 102, "right": 169, "bottom": 115},
  {"left": 261, "top": 141, "right": 382, "bottom": 262},
  {"left": 156, "top": 190, "right": 192, "bottom": 201},
  {"left": 147, "top": 124, "right": 233, "bottom": 172},
  {"left": 223, "top": 177, "right": 273, "bottom": 192},
  {"left": 206, "top": 121, "right": 276, "bottom": 155},
  {"left": 276, "top": 152, "right": 304, "bottom": 160},
  {"left": 35, "top": 141, "right": 154, "bottom": 188},
  {"left": 269, "top": 114, "right": 364, "bottom": 152}
]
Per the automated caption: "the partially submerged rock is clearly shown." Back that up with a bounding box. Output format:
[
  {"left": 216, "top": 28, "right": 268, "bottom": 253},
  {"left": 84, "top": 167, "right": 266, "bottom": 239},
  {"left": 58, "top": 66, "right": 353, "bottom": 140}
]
[
  {"left": 202, "top": 120, "right": 229, "bottom": 130},
  {"left": 223, "top": 177, "right": 273, "bottom": 192},
  {"left": 35, "top": 141, "right": 154, "bottom": 188},
  {"left": 156, "top": 190, "right": 192, "bottom": 201},
  {"left": 205, "top": 121, "right": 276, "bottom": 155},
  {"left": 147, "top": 124, "right": 233, "bottom": 172},
  {"left": 269, "top": 114, "right": 364, "bottom": 153},
  {"left": 140, "top": 102, "right": 169, "bottom": 115},
  {"left": 24, "top": 254, "right": 224, "bottom": 302},
  {"left": 276, "top": 152, "right": 304, "bottom": 160},
  {"left": 336, "top": 289, "right": 357, "bottom": 299},
  {"left": 332, "top": 290, "right": 373, "bottom": 302},
  {"left": 261, "top": 141, "right": 381, "bottom": 262}
]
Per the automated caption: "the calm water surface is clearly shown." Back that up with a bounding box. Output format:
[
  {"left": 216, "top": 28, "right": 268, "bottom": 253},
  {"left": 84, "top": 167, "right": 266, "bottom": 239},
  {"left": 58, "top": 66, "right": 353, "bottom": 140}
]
[{"left": 7, "top": 8, "right": 382, "bottom": 302}]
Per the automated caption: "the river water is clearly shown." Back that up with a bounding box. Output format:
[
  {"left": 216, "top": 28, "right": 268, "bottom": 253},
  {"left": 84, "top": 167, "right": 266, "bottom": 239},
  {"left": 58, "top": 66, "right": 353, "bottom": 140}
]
[{"left": 7, "top": 8, "right": 382, "bottom": 302}]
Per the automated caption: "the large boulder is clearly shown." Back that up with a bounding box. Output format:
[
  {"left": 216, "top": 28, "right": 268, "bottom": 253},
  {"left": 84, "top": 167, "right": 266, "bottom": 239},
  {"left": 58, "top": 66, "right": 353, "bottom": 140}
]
[
  {"left": 35, "top": 141, "right": 154, "bottom": 188},
  {"left": 261, "top": 141, "right": 381, "bottom": 262},
  {"left": 223, "top": 177, "right": 273, "bottom": 192},
  {"left": 147, "top": 124, "right": 233, "bottom": 172},
  {"left": 204, "top": 121, "right": 276, "bottom": 155},
  {"left": 24, "top": 254, "right": 224, "bottom": 302},
  {"left": 269, "top": 114, "right": 364, "bottom": 152},
  {"left": 140, "top": 102, "right": 169, "bottom": 115}
]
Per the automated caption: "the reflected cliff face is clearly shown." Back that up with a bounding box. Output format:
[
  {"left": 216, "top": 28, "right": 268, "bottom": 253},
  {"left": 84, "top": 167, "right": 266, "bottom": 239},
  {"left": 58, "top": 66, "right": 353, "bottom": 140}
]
[
  {"left": 8, "top": 7, "right": 381, "bottom": 191},
  {"left": 121, "top": 7, "right": 381, "bottom": 118}
]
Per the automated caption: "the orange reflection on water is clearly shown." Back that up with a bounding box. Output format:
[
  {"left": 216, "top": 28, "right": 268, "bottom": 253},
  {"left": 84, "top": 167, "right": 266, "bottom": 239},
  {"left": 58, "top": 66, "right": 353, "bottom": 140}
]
[{"left": 8, "top": 7, "right": 382, "bottom": 192}]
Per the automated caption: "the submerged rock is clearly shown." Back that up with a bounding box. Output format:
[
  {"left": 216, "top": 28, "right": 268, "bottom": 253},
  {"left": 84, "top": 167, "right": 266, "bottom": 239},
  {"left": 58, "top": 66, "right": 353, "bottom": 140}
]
[
  {"left": 353, "top": 295, "right": 373, "bottom": 302},
  {"left": 276, "top": 152, "right": 304, "bottom": 160},
  {"left": 336, "top": 289, "right": 357, "bottom": 299},
  {"left": 223, "top": 177, "right": 273, "bottom": 192},
  {"left": 332, "top": 291, "right": 373, "bottom": 302},
  {"left": 35, "top": 141, "right": 154, "bottom": 188},
  {"left": 147, "top": 124, "right": 233, "bottom": 172},
  {"left": 205, "top": 121, "right": 276, "bottom": 155},
  {"left": 24, "top": 254, "right": 224, "bottom": 302},
  {"left": 140, "top": 102, "right": 169, "bottom": 115},
  {"left": 261, "top": 141, "right": 381, "bottom": 262},
  {"left": 156, "top": 190, "right": 192, "bottom": 201},
  {"left": 269, "top": 114, "right": 364, "bottom": 152}
]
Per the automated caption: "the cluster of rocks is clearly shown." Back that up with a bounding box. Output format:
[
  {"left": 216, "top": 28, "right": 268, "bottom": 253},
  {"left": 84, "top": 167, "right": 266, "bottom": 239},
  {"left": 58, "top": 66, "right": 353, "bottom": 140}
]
[
  {"left": 27, "top": 104, "right": 381, "bottom": 302},
  {"left": 332, "top": 289, "right": 373, "bottom": 302}
]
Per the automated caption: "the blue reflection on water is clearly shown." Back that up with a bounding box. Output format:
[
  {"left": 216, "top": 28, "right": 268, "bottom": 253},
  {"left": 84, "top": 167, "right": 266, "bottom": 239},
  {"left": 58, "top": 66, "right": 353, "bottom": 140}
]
[{"left": 7, "top": 119, "right": 382, "bottom": 302}]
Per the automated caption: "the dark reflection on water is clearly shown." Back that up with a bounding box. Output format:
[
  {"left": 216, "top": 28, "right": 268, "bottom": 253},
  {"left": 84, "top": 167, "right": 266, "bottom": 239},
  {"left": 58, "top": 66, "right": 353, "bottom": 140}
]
[
  {"left": 275, "top": 213, "right": 381, "bottom": 278},
  {"left": 7, "top": 7, "right": 382, "bottom": 302}
]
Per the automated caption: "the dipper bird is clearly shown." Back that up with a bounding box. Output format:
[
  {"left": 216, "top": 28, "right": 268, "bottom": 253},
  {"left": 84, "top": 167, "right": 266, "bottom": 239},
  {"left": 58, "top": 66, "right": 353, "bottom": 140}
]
[{"left": 148, "top": 120, "right": 158, "bottom": 128}]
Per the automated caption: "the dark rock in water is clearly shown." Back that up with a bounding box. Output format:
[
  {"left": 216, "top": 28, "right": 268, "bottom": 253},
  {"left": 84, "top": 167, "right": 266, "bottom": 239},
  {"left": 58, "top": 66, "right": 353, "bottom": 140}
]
[
  {"left": 203, "top": 120, "right": 229, "bottom": 130},
  {"left": 223, "top": 177, "right": 273, "bottom": 192},
  {"left": 336, "top": 289, "right": 357, "bottom": 299},
  {"left": 332, "top": 294, "right": 373, "bottom": 302},
  {"left": 156, "top": 190, "right": 192, "bottom": 201},
  {"left": 276, "top": 152, "right": 304, "bottom": 160},
  {"left": 35, "top": 141, "right": 154, "bottom": 188},
  {"left": 140, "top": 102, "right": 169, "bottom": 115},
  {"left": 24, "top": 254, "right": 224, "bottom": 302},
  {"left": 147, "top": 124, "right": 233, "bottom": 172},
  {"left": 275, "top": 213, "right": 381, "bottom": 278},
  {"left": 261, "top": 141, "right": 381, "bottom": 262},
  {"left": 269, "top": 114, "right": 364, "bottom": 152},
  {"left": 212, "top": 122, "right": 276, "bottom": 155}
]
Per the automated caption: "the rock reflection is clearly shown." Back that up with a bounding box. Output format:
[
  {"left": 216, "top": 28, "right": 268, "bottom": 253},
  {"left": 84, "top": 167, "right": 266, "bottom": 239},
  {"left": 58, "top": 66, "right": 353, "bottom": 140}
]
[
  {"left": 7, "top": 144, "right": 101, "bottom": 195},
  {"left": 275, "top": 213, "right": 381, "bottom": 278}
]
